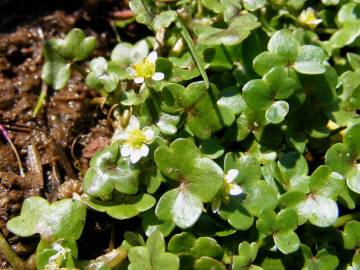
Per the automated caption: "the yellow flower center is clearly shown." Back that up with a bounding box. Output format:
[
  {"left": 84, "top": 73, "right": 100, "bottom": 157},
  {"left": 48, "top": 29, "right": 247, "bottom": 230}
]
[
  {"left": 127, "top": 129, "right": 146, "bottom": 148},
  {"left": 133, "top": 58, "right": 155, "bottom": 79},
  {"left": 222, "top": 179, "right": 233, "bottom": 201}
]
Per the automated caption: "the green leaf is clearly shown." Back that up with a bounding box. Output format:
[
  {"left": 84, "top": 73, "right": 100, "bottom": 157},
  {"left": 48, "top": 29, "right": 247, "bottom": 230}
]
[
  {"left": 7, "top": 197, "right": 86, "bottom": 241},
  {"left": 129, "top": 0, "right": 155, "bottom": 27},
  {"left": 155, "top": 138, "right": 223, "bottom": 202},
  {"left": 84, "top": 143, "right": 140, "bottom": 200},
  {"left": 191, "top": 237, "right": 224, "bottom": 260},
  {"left": 41, "top": 41, "right": 71, "bottom": 90},
  {"left": 278, "top": 152, "right": 309, "bottom": 185},
  {"left": 52, "top": 28, "right": 97, "bottom": 61},
  {"left": 82, "top": 193, "right": 155, "bottom": 220},
  {"left": 232, "top": 241, "right": 260, "bottom": 269},
  {"left": 194, "top": 257, "right": 226, "bottom": 270},
  {"left": 338, "top": 3, "right": 360, "bottom": 24},
  {"left": 86, "top": 57, "right": 120, "bottom": 92},
  {"left": 293, "top": 45, "right": 326, "bottom": 75},
  {"left": 154, "top": 138, "right": 223, "bottom": 228},
  {"left": 347, "top": 53, "right": 360, "bottom": 71},
  {"left": 268, "top": 30, "right": 300, "bottom": 62},
  {"left": 217, "top": 87, "right": 245, "bottom": 116},
  {"left": 36, "top": 240, "right": 77, "bottom": 270},
  {"left": 111, "top": 39, "right": 149, "bottom": 66},
  {"left": 168, "top": 232, "right": 196, "bottom": 254},
  {"left": 301, "top": 245, "right": 339, "bottom": 270},
  {"left": 224, "top": 152, "right": 261, "bottom": 185},
  {"left": 163, "top": 82, "right": 232, "bottom": 139},
  {"left": 242, "top": 79, "right": 272, "bottom": 110},
  {"left": 273, "top": 230, "right": 300, "bottom": 254},
  {"left": 128, "top": 232, "right": 179, "bottom": 270},
  {"left": 156, "top": 112, "right": 180, "bottom": 135},
  {"left": 309, "top": 165, "right": 345, "bottom": 199},
  {"left": 218, "top": 196, "right": 254, "bottom": 230},
  {"left": 343, "top": 221, "right": 360, "bottom": 249},
  {"left": 154, "top": 11, "right": 177, "bottom": 30},
  {"left": 344, "top": 124, "right": 360, "bottom": 157},
  {"left": 242, "top": 181, "right": 278, "bottom": 216},
  {"left": 296, "top": 194, "right": 338, "bottom": 227},
  {"left": 155, "top": 188, "right": 203, "bottom": 229},
  {"left": 201, "top": 0, "right": 225, "bottom": 13},
  {"left": 265, "top": 101, "right": 289, "bottom": 124},
  {"left": 142, "top": 210, "right": 175, "bottom": 237},
  {"left": 243, "top": 0, "right": 266, "bottom": 11},
  {"left": 253, "top": 52, "right": 288, "bottom": 76},
  {"left": 194, "top": 14, "right": 260, "bottom": 46}
]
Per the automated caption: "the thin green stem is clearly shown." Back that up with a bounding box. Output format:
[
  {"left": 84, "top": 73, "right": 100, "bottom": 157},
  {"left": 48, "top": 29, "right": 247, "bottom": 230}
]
[
  {"left": 32, "top": 82, "right": 48, "bottom": 118},
  {"left": 0, "top": 232, "right": 27, "bottom": 270},
  {"left": 334, "top": 212, "right": 360, "bottom": 228}
]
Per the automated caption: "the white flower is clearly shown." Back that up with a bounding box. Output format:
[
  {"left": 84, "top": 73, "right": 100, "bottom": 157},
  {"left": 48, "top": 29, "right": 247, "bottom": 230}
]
[
  {"left": 298, "top": 8, "right": 322, "bottom": 29},
  {"left": 127, "top": 51, "right": 164, "bottom": 84},
  {"left": 212, "top": 169, "right": 243, "bottom": 213},
  {"left": 112, "top": 116, "right": 155, "bottom": 163},
  {"left": 224, "top": 169, "right": 243, "bottom": 195}
]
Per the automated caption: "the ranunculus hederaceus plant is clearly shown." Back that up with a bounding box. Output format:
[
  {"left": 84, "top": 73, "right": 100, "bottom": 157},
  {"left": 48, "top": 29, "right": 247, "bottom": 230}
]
[{"left": 6, "top": 0, "right": 360, "bottom": 269}]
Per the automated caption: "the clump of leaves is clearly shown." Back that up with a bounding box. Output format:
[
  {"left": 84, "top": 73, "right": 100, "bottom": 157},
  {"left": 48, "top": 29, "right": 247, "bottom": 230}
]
[{"left": 7, "top": 0, "right": 360, "bottom": 270}]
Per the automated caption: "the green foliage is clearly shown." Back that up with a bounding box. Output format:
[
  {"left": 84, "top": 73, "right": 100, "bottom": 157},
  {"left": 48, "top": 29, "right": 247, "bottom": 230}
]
[
  {"left": 8, "top": 0, "right": 360, "bottom": 269},
  {"left": 7, "top": 197, "right": 86, "bottom": 241},
  {"left": 42, "top": 28, "right": 97, "bottom": 89}
]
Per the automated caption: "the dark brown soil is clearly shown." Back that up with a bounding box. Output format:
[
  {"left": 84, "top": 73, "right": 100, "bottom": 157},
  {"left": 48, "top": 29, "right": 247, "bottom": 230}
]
[{"left": 0, "top": 0, "right": 135, "bottom": 267}]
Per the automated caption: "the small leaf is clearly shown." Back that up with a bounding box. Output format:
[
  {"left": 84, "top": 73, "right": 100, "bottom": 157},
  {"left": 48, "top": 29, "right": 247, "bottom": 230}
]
[
  {"left": 52, "top": 28, "right": 97, "bottom": 61},
  {"left": 347, "top": 52, "right": 360, "bottom": 71},
  {"left": 242, "top": 79, "right": 272, "bottom": 110},
  {"left": 84, "top": 143, "right": 140, "bottom": 200},
  {"left": 294, "top": 45, "right": 326, "bottom": 74},
  {"left": 194, "top": 257, "right": 226, "bottom": 270},
  {"left": 41, "top": 41, "right": 71, "bottom": 90},
  {"left": 265, "top": 101, "right": 289, "bottom": 124},
  {"left": 128, "top": 232, "right": 179, "bottom": 270},
  {"left": 82, "top": 193, "right": 155, "bottom": 220},
  {"left": 154, "top": 11, "right": 177, "bottom": 30},
  {"left": 273, "top": 231, "right": 300, "bottom": 254},
  {"left": 156, "top": 112, "right": 180, "bottom": 135},
  {"left": 191, "top": 237, "right": 224, "bottom": 260},
  {"left": 296, "top": 194, "right": 338, "bottom": 227},
  {"left": 343, "top": 221, "right": 360, "bottom": 249},
  {"left": 194, "top": 14, "right": 260, "bottom": 46},
  {"left": 156, "top": 189, "right": 203, "bottom": 229},
  {"left": 268, "top": 30, "right": 300, "bottom": 62},
  {"left": 7, "top": 197, "right": 86, "bottom": 241},
  {"left": 309, "top": 165, "right": 345, "bottom": 199}
]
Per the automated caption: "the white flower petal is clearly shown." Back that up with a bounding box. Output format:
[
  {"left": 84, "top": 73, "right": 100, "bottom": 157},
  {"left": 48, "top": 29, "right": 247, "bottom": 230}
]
[
  {"left": 139, "top": 144, "right": 149, "bottom": 157},
  {"left": 126, "top": 67, "right": 136, "bottom": 76},
  {"left": 211, "top": 197, "right": 221, "bottom": 213},
  {"left": 112, "top": 129, "right": 129, "bottom": 142},
  {"left": 120, "top": 144, "right": 132, "bottom": 157},
  {"left": 148, "top": 51, "right": 157, "bottom": 63},
  {"left": 152, "top": 72, "right": 164, "bottom": 81},
  {"left": 134, "top": 77, "right": 144, "bottom": 84},
  {"left": 229, "top": 184, "right": 243, "bottom": 196},
  {"left": 127, "top": 116, "right": 140, "bottom": 131},
  {"left": 130, "top": 149, "right": 143, "bottom": 163},
  {"left": 225, "top": 169, "right": 239, "bottom": 183},
  {"left": 143, "top": 128, "right": 155, "bottom": 143}
]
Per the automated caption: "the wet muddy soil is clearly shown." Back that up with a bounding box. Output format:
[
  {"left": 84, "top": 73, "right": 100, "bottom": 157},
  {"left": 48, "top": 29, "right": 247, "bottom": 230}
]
[{"left": 0, "top": 0, "right": 134, "bottom": 267}]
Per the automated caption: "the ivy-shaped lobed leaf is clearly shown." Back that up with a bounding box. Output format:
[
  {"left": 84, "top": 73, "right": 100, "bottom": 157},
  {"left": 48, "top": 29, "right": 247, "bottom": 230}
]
[
  {"left": 154, "top": 138, "right": 223, "bottom": 228},
  {"left": 7, "top": 197, "right": 86, "bottom": 241}
]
